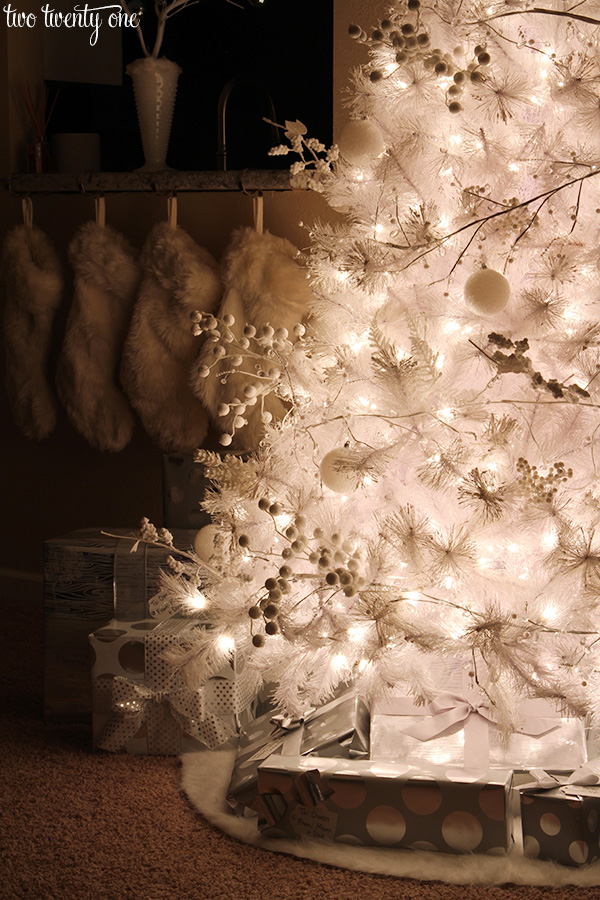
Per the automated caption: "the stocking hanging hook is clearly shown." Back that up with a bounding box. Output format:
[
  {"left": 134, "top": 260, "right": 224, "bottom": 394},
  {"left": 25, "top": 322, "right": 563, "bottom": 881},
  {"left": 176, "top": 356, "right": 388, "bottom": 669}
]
[
  {"left": 239, "top": 171, "right": 263, "bottom": 235},
  {"left": 167, "top": 193, "right": 178, "bottom": 229},
  {"left": 21, "top": 196, "right": 34, "bottom": 230},
  {"left": 95, "top": 195, "right": 106, "bottom": 228}
]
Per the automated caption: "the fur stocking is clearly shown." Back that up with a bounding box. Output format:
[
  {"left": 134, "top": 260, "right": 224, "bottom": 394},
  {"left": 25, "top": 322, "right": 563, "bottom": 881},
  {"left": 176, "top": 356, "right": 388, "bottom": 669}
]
[
  {"left": 120, "top": 223, "right": 222, "bottom": 453},
  {"left": 56, "top": 222, "right": 141, "bottom": 452},
  {"left": 191, "top": 227, "right": 314, "bottom": 450},
  {"left": 1, "top": 224, "right": 63, "bottom": 440}
]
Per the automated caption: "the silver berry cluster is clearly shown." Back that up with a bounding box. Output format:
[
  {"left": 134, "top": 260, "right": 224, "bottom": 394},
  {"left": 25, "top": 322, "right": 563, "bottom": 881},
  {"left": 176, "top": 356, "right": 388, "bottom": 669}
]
[{"left": 190, "top": 309, "right": 305, "bottom": 446}]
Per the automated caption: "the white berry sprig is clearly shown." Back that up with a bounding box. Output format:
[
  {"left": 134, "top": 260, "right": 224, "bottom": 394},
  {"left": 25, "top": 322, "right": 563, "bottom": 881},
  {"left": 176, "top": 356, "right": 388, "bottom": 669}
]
[
  {"left": 265, "top": 118, "right": 339, "bottom": 192},
  {"left": 190, "top": 309, "right": 306, "bottom": 446}
]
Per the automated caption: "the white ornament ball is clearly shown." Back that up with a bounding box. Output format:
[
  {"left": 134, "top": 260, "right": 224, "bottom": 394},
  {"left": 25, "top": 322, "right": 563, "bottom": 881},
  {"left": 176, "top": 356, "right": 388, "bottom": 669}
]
[
  {"left": 194, "top": 524, "right": 221, "bottom": 562},
  {"left": 464, "top": 268, "right": 510, "bottom": 314},
  {"left": 338, "top": 119, "right": 385, "bottom": 167},
  {"left": 320, "top": 449, "right": 361, "bottom": 494}
]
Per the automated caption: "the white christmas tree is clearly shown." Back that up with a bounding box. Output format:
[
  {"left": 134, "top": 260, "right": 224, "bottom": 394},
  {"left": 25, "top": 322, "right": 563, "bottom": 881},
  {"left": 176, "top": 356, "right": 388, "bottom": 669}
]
[{"left": 143, "top": 0, "right": 600, "bottom": 737}]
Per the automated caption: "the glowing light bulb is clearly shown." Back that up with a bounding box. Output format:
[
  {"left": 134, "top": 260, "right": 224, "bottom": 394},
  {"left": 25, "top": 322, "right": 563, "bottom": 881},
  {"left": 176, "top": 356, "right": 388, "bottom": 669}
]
[
  {"left": 218, "top": 635, "right": 235, "bottom": 654},
  {"left": 436, "top": 353, "right": 445, "bottom": 370},
  {"left": 509, "top": 163, "right": 519, "bottom": 172},
  {"left": 349, "top": 334, "right": 369, "bottom": 353},
  {"left": 190, "top": 591, "right": 207, "bottom": 610},
  {"left": 541, "top": 530, "right": 559, "bottom": 550},
  {"left": 444, "top": 320, "right": 460, "bottom": 334},
  {"left": 348, "top": 625, "right": 368, "bottom": 642},
  {"left": 449, "top": 134, "right": 462, "bottom": 146},
  {"left": 542, "top": 605, "right": 558, "bottom": 622},
  {"left": 332, "top": 652, "right": 350, "bottom": 673},
  {"left": 507, "top": 543, "right": 520, "bottom": 554},
  {"left": 358, "top": 658, "right": 370, "bottom": 673},
  {"left": 385, "top": 63, "right": 398, "bottom": 75}
]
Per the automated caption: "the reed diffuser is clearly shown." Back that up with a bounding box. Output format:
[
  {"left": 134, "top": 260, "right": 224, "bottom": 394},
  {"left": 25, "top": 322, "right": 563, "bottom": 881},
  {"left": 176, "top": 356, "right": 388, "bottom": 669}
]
[{"left": 19, "top": 82, "right": 59, "bottom": 173}]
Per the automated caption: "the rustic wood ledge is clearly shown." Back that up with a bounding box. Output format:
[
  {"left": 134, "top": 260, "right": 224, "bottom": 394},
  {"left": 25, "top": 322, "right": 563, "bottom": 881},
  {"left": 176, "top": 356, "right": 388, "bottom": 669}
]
[{"left": 0, "top": 169, "right": 295, "bottom": 195}]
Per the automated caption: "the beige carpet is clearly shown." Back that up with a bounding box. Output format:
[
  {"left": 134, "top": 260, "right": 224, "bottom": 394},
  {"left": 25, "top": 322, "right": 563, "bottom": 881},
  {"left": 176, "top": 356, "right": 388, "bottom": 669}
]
[{"left": 2, "top": 586, "right": 599, "bottom": 900}]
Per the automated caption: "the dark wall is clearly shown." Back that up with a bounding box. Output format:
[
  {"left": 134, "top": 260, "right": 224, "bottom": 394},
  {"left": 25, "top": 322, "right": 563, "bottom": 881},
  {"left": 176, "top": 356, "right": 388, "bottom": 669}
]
[{"left": 46, "top": 0, "right": 333, "bottom": 173}]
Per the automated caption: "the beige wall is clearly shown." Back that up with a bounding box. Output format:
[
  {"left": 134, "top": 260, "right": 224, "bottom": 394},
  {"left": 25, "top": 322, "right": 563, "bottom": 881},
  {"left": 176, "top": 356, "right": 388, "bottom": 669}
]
[{"left": 0, "top": 0, "right": 380, "bottom": 580}]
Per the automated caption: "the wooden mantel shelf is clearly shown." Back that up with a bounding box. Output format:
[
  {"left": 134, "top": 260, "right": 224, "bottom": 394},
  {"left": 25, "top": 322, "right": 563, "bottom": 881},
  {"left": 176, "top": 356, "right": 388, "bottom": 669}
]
[{"left": 1, "top": 169, "right": 294, "bottom": 195}]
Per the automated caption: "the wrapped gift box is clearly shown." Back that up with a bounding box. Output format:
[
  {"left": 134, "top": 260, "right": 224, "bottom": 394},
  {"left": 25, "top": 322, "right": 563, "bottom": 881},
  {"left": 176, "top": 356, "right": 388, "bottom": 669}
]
[
  {"left": 370, "top": 660, "right": 586, "bottom": 771},
  {"left": 43, "top": 527, "right": 196, "bottom": 722},
  {"left": 520, "top": 778, "right": 600, "bottom": 866},
  {"left": 256, "top": 755, "right": 513, "bottom": 855},
  {"left": 227, "top": 691, "right": 370, "bottom": 811},
  {"left": 90, "top": 617, "right": 254, "bottom": 755}
]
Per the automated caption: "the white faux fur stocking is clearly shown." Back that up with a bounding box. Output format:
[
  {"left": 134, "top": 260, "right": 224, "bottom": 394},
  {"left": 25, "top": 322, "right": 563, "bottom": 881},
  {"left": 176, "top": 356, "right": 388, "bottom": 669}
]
[
  {"left": 120, "top": 223, "right": 222, "bottom": 453},
  {"left": 56, "top": 221, "right": 141, "bottom": 452},
  {"left": 1, "top": 224, "right": 63, "bottom": 440},
  {"left": 191, "top": 227, "right": 314, "bottom": 450}
]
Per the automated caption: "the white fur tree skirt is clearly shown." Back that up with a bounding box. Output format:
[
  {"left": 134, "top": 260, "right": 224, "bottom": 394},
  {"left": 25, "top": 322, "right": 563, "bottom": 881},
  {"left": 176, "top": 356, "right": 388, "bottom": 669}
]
[{"left": 181, "top": 749, "right": 600, "bottom": 887}]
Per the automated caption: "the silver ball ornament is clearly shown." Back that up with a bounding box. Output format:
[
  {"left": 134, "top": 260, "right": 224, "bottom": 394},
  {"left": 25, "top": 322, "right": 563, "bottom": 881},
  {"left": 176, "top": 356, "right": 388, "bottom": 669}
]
[
  {"left": 464, "top": 268, "right": 510, "bottom": 314},
  {"left": 194, "top": 524, "right": 221, "bottom": 561},
  {"left": 320, "top": 449, "right": 362, "bottom": 493},
  {"left": 338, "top": 119, "right": 385, "bottom": 167}
]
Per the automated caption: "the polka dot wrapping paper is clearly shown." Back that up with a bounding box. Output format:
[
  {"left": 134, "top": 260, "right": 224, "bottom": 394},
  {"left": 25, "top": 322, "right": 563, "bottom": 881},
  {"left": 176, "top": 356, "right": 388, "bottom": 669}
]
[
  {"left": 520, "top": 784, "right": 600, "bottom": 867},
  {"left": 256, "top": 756, "right": 513, "bottom": 855},
  {"left": 89, "top": 618, "right": 253, "bottom": 755}
]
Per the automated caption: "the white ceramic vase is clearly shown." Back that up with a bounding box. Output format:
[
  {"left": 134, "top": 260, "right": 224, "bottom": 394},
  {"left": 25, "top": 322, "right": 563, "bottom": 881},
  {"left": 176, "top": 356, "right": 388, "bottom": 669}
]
[{"left": 127, "top": 56, "right": 182, "bottom": 171}]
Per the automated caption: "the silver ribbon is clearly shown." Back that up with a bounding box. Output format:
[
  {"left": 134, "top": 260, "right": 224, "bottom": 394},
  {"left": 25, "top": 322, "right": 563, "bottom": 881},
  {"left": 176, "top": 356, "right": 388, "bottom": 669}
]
[
  {"left": 397, "top": 691, "right": 559, "bottom": 769},
  {"left": 518, "top": 759, "right": 600, "bottom": 794},
  {"left": 98, "top": 675, "right": 234, "bottom": 752}
]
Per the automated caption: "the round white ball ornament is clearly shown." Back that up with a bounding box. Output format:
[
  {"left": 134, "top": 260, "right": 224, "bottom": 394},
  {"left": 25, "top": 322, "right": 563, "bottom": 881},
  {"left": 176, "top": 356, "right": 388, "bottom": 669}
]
[
  {"left": 193, "top": 524, "right": 221, "bottom": 561},
  {"left": 338, "top": 119, "right": 385, "bottom": 167},
  {"left": 464, "top": 268, "right": 510, "bottom": 314},
  {"left": 320, "top": 448, "right": 362, "bottom": 493}
]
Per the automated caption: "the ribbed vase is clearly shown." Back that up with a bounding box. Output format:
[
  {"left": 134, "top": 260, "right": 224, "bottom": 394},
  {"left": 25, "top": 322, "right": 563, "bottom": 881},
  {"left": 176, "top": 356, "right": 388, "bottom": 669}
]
[{"left": 127, "top": 57, "right": 181, "bottom": 171}]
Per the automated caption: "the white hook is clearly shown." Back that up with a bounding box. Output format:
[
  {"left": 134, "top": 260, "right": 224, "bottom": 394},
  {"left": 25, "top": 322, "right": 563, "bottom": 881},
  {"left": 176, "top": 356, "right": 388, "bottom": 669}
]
[
  {"left": 253, "top": 192, "right": 264, "bottom": 235},
  {"left": 168, "top": 195, "right": 178, "bottom": 229},
  {"left": 21, "top": 197, "right": 33, "bottom": 230},
  {"left": 95, "top": 196, "right": 106, "bottom": 228}
]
